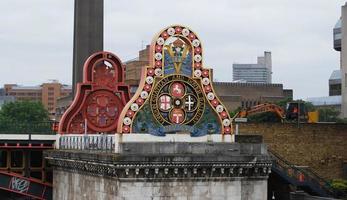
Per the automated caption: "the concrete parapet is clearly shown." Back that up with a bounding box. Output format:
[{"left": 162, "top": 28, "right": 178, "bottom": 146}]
[{"left": 45, "top": 135, "right": 272, "bottom": 200}]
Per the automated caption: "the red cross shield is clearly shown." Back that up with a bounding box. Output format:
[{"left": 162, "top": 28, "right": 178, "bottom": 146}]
[
  {"left": 170, "top": 109, "right": 185, "bottom": 124},
  {"left": 171, "top": 82, "right": 185, "bottom": 98},
  {"left": 159, "top": 95, "right": 172, "bottom": 111}
]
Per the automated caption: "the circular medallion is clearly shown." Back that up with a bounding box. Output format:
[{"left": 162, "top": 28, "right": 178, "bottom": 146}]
[
  {"left": 150, "top": 74, "right": 205, "bottom": 125},
  {"left": 84, "top": 90, "right": 122, "bottom": 131}
]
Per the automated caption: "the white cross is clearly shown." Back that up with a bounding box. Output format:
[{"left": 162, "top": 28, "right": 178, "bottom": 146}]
[
  {"left": 172, "top": 113, "right": 183, "bottom": 123},
  {"left": 185, "top": 95, "right": 194, "bottom": 111}
]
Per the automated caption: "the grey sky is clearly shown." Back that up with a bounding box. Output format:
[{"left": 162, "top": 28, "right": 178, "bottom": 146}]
[{"left": 0, "top": 0, "right": 344, "bottom": 99}]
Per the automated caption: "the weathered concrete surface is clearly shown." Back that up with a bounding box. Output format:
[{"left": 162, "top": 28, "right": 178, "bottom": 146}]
[
  {"left": 238, "top": 123, "right": 347, "bottom": 180},
  {"left": 53, "top": 170, "right": 267, "bottom": 200},
  {"left": 46, "top": 137, "right": 272, "bottom": 200}
]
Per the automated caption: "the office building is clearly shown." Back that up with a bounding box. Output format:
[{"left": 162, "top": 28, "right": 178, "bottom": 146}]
[
  {"left": 329, "top": 70, "right": 341, "bottom": 96},
  {"left": 337, "top": 3, "right": 347, "bottom": 118},
  {"left": 3, "top": 81, "right": 72, "bottom": 115},
  {"left": 233, "top": 51, "right": 272, "bottom": 83}
]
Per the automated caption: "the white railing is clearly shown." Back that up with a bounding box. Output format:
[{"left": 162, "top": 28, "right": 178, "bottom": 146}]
[{"left": 58, "top": 134, "right": 115, "bottom": 151}]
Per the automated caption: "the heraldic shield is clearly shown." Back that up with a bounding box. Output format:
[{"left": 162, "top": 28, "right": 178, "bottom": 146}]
[
  {"left": 117, "top": 25, "right": 232, "bottom": 136},
  {"left": 59, "top": 51, "right": 130, "bottom": 134}
]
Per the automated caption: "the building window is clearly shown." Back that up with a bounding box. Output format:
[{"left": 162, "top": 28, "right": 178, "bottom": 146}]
[
  {"left": 30, "top": 151, "right": 42, "bottom": 167},
  {"left": 30, "top": 171, "right": 42, "bottom": 180},
  {"left": 0, "top": 150, "right": 7, "bottom": 168},
  {"left": 11, "top": 151, "right": 23, "bottom": 168}
]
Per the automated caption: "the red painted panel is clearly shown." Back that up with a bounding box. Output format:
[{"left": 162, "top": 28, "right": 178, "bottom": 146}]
[{"left": 59, "top": 51, "right": 130, "bottom": 134}]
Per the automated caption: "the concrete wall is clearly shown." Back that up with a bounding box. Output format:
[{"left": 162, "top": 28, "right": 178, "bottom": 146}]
[
  {"left": 290, "top": 191, "right": 340, "bottom": 200},
  {"left": 238, "top": 123, "right": 347, "bottom": 180},
  {"left": 53, "top": 169, "right": 267, "bottom": 200}
]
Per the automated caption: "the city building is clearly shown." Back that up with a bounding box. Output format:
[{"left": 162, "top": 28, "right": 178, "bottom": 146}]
[
  {"left": 232, "top": 51, "right": 272, "bottom": 83},
  {"left": 0, "top": 96, "right": 15, "bottom": 110},
  {"left": 3, "top": 81, "right": 72, "bottom": 116},
  {"left": 214, "top": 82, "right": 292, "bottom": 111},
  {"left": 124, "top": 45, "right": 150, "bottom": 95},
  {"left": 307, "top": 70, "right": 342, "bottom": 114},
  {"left": 307, "top": 96, "right": 341, "bottom": 111},
  {"left": 337, "top": 3, "right": 347, "bottom": 118},
  {"left": 329, "top": 70, "right": 341, "bottom": 96}
]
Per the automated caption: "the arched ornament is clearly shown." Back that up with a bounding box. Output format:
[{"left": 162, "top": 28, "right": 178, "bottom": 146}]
[
  {"left": 59, "top": 51, "right": 130, "bottom": 134},
  {"left": 117, "top": 25, "right": 232, "bottom": 135}
]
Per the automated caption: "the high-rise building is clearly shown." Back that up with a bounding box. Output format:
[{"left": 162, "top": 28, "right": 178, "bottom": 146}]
[
  {"left": 335, "top": 3, "right": 347, "bottom": 118},
  {"left": 233, "top": 51, "right": 272, "bottom": 83},
  {"left": 329, "top": 70, "right": 341, "bottom": 96},
  {"left": 3, "top": 81, "right": 72, "bottom": 116}
]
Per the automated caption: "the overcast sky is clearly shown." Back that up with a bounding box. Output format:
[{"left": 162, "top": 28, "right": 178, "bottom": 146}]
[{"left": 0, "top": 0, "right": 345, "bottom": 99}]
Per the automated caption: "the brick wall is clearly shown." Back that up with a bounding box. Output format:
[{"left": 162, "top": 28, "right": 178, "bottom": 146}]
[{"left": 238, "top": 123, "right": 347, "bottom": 180}]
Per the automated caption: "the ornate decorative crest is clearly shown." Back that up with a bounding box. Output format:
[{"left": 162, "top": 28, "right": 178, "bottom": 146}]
[
  {"left": 59, "top": 51, "right": 130, "bottom": 134},
  {"left": 117, "top": 25, "right": 232, "bottom": 136}
]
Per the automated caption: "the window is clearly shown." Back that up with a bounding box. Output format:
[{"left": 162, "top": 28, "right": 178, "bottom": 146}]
[
  {"left": 11, "top": 151, "right": 23, "bottom": 168},
  {"left": 0, "top": 150, "right": 7, "bottom": 168},
  {"left": 30, "top": 151, "right": 42, "bottom": 167},
  {"left": 30, "top": 171, "right": 42, "bottom": 180}
]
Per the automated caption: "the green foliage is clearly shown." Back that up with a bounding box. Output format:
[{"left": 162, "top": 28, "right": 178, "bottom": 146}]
[
  {"left": 336, "top": 118, "right": 347, "bottom": 123},
  {"left": 247, "top": 112, "right": 282, "bottom": 123},
  {"left": 318, "top": 107, "right": 340, "bottom": 122},
  {"left": 331, "top": 179, "right": 347, "bottom": 198},
  {"left": 304, "top": 101, "right": 316, "bottom": 112},
  {"left": 276, "top": 98, "right": 291, "bottom": 108},
  {"left": 0, "top": 101, "right": 52, "bottom": 134},
  {"left": 0, "top": 101, "right": 49, "bottom": 123},
  {"left": 331, "top": 179, "right": 347, "bottom": 191}
]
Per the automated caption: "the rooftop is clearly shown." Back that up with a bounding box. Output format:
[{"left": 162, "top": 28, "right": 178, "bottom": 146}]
[
  {"left": 214, "top": 81, "right": 282, "bottom": 87},
  {"left": 11, "top": 86, "right": 41, "bottom": 90},
  {"left": 329, "top": 70, "right": 341, "bottom": 80},
  {"left": 306, "top": 96, "right": 341, "bottom": 106},
  {"left": 334, "top": 18, "right": 341, "bottom": 29}
]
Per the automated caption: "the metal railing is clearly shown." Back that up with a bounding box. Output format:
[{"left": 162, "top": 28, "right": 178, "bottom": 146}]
[
  {"left": 0, "top": 121, "right": 56, "bottom": 134},
  {"left": 59, "top": 134, "right": 115, "bottom": 152},
  {"left": 269, "top": 149, "right": 334, "bottom": 197}
]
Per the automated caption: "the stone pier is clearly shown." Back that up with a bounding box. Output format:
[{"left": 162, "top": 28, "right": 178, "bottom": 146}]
[{"left": 45, "top": 135, "right": 272, "bottom": 200}]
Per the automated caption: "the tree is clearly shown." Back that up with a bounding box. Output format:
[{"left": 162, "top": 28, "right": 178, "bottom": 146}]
[
  {"left": 247, "top": 112, "right": 282, "bottom": 122},
  {"left": 318, "top": 107, "right": 340, "bottom": 122},
  {"left": 0, "top": 101, "right": 49, "bottom": 123}
]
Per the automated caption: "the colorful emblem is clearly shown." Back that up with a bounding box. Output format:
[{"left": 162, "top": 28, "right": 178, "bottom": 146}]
[
  {"left": 171, "top": 82, "right": 185, "bottom": 98},
  {"left": 159, "top": 95, "right": 171, "bottom": 111},
  {"left": 170, "top": 109, "right": 185, "bottom": 124},
  {"left": 117, "top": 25, "right": 233, "bottom": 136},
  {"left": 59, "top": 51, "right": 130, "bottom": 134},
  {"left": 151, "top": 74, "right": 205, "bottom": 125}
]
